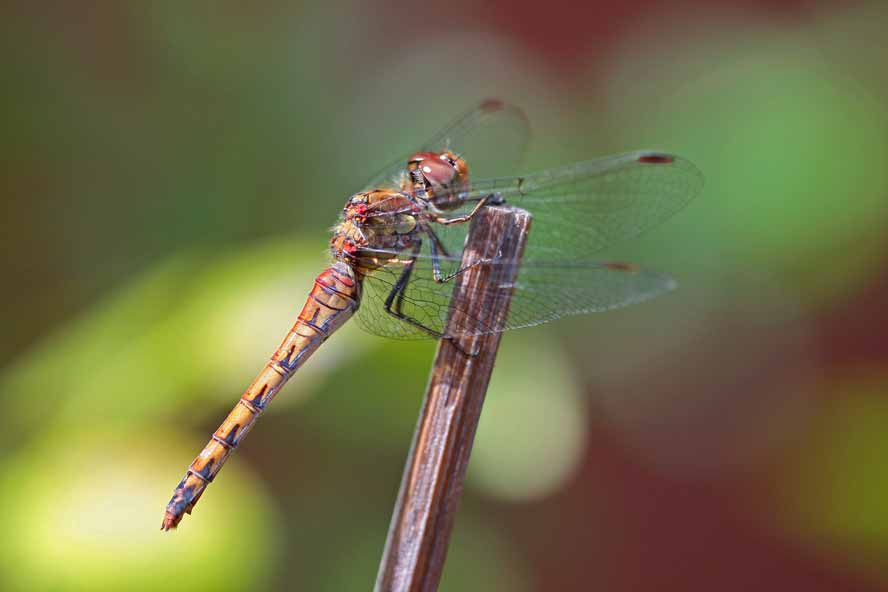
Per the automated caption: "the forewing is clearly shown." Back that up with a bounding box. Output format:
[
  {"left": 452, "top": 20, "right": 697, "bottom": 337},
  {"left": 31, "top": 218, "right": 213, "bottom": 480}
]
[
  {"left": 361, "top": 99, "right": 531, "bottom": 191},
  {"left": 358, "top": 151, "right": 703, "bottom": 264},
  {"left": 457, "top": 151, "right": 704, "bottom": 261}
]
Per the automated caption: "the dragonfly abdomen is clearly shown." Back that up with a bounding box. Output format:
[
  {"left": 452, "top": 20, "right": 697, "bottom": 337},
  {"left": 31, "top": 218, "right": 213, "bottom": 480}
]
[{"left": 162, "top": 262, "right": 360, "bottom": 530}]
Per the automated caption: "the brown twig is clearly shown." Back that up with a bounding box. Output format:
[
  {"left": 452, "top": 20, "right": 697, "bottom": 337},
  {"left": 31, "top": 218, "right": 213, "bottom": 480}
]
[{"left": 375, "top": 206, "right": 532, "bottom": 592}]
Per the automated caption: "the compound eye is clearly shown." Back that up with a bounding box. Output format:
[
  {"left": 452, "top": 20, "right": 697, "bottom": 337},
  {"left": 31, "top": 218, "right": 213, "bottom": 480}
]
[
  {"left": 407, "top": 151, "right": 435, "bottom": 165},
  {"left": 419, "top": 157, "right": 457, "bottom": 187}
]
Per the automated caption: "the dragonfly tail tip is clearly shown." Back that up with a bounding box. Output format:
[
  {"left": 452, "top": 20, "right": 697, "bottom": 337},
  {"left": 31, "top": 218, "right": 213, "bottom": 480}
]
[{"left": 161, "top": 511, "right": 182, "bottom": 531}]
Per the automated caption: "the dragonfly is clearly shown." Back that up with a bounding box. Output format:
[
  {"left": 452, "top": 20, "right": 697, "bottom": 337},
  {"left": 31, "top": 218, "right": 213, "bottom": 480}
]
[{"left": 161, "top": 99, "right": 704, "bottom": 530}]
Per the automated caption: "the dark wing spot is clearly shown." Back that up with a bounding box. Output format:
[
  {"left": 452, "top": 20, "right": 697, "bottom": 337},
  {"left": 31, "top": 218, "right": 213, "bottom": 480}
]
[
  {"left": 480, "top": 98, "right": 504, "bottom": 112},
  {"left": 637, "top": 153, "right": 674, "bottom": 164},
  {"left": 603, "top": 262, "right": 640, "bottom": 272}
]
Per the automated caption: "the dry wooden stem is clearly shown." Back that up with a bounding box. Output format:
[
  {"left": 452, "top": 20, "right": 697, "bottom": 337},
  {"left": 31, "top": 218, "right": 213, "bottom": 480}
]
[{"left": 375, "top": 205, "right": 532, "bottom": 592}]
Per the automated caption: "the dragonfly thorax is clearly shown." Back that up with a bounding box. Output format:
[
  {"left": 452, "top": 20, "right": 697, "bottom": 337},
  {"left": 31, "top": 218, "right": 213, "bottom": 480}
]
[
  {"left": 406, "top": 151, "right": 470, "bottom": 212},
  {"left": 331, "top": 189, "right": 421, "bottom": 272}
]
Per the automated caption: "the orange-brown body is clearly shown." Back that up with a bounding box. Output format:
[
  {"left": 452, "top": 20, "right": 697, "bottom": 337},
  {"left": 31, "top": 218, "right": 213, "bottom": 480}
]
[
  {"left": 161, "top": 100, "right": 703, "bottom": 532},
  {"left": 164, "top": 151, "right": 468, "bottom": 530},
  {"left": 162, "top": 262, "right": 359, "bottom": 530},
  {"left": 330, "top": 189, "right": 423, "bottom": 274}
]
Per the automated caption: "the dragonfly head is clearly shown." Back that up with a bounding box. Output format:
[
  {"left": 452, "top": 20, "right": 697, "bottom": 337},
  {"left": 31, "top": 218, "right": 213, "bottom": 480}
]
[{"left": 407, "top": 151, "right": 469, "bottom": 208}]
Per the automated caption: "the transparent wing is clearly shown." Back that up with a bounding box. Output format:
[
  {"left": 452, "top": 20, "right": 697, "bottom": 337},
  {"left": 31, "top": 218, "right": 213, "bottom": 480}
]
[
  {"left": 354, "top": 250, "right": 676, "bottom": 340},
  {"left": 362, "top": 151, "right": 704, "bottom": 264},
  {"left": 353, "top": 151, "right": 701, "bottom": 339},
  {"left": 452, "top": 151, "right": 703, "bottom": 261},
  {"left": 361, "top": 99, "right": 531, "bottom": 191}
]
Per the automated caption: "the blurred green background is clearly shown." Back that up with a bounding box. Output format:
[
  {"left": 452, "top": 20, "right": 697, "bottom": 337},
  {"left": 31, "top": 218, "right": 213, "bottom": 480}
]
[{"left": 3, "top": 1, "right": 888, "bottom": 590}]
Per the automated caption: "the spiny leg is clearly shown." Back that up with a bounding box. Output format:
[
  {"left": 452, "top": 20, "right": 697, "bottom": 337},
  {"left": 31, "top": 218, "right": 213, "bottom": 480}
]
[
  {"left": 425, "top": 224, "right": 451, "bottom": 258},
  {"left": 426, "top": 227, "right": 446, "bottom": 283},
  {"left": 384, "top": 240, "right": 443, "bottom": 339},
  {"left": 426, "top": 228, "right": 500, "bottom": 285},
  {"left": 383, "top": 240, "right": 476, "bottom": 355},
  {"left": 432, "top": 194, "right": 494, "bottom": 226}
]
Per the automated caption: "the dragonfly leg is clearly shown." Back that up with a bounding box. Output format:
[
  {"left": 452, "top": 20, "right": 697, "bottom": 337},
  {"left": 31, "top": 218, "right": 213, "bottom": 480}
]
[
  {"left": 432, "top": 195, "right": 492, "bottom": 226},
  {"left": 383, "top": 240, "right": 476, "bottom": 356},
  {"left": 426, "top": 223, "right": 500, "bottom": 285},
  {"left": 427, "top": 234, "right": 500, "bottom": 286},
  {"left": 434, "top": 256, "right": 497, "bottom": 284},
  {"left": 426, "top": 228, "right": 446, "bottom": 282},
  {"left": 425, "top": 224, "right": 451, "bottom": 258},
  {"left": 383, "top": 240, "right": 443, "bottom": 340}
]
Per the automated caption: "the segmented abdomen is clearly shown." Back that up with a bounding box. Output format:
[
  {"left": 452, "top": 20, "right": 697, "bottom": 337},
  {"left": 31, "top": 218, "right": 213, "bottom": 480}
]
[{"left": 162, "top": 261, "right": 360, "bottom": 530}]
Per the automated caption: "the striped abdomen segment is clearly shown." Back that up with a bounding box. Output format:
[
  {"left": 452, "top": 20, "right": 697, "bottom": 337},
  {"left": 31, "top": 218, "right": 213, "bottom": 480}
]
[{"left": 162, "top": 262, "right": 360, "bottom": 530}]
